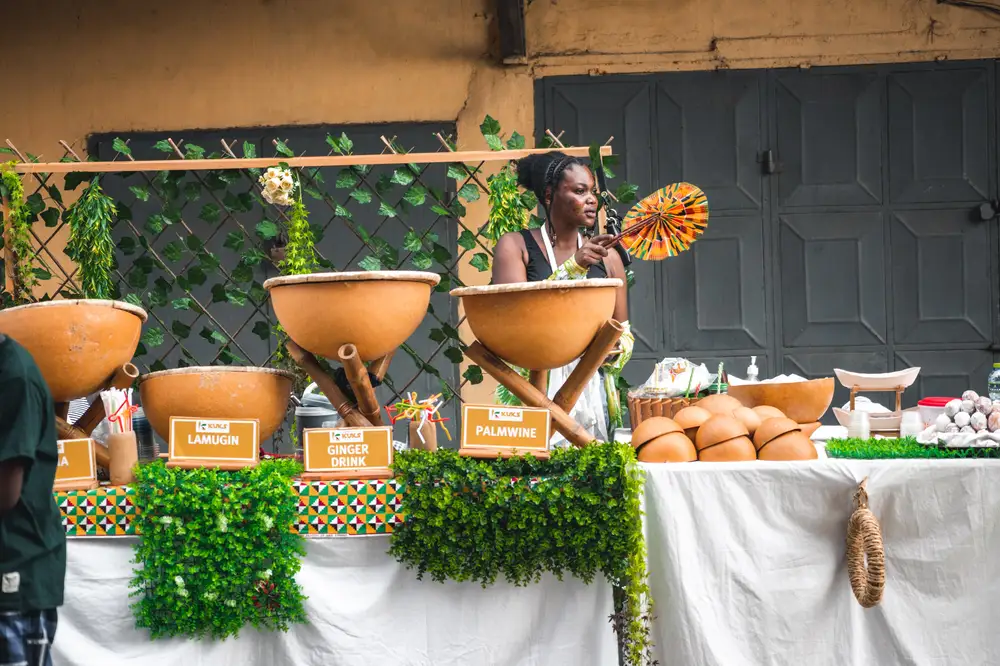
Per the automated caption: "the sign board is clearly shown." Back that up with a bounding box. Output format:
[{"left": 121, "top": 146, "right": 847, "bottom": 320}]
[
  {"left": 54, "top": 438, "right": 97, "bottom": 490},
  {"left": 302, "top": 426, "right": 393, "bottom": 480},
  {"left": 168, "top": 417, "right": 260, "bottom": 470},
  {"left": 460, "top": 404, "right": 551, "bottom": 459}
]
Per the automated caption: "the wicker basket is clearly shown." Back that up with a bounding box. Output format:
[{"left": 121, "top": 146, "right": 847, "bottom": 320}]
[{"left": 627, "top": 393, "right": 702, "bottom": 430}]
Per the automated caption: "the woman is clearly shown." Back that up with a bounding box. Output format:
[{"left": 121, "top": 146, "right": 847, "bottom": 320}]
[{"left": 491, "top": 151, "right": 634, "bottom": 446}]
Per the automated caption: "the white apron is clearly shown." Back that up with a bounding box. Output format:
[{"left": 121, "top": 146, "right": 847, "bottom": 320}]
[{"left": 539, "top": 231, "right": 609, "bottom": 448}]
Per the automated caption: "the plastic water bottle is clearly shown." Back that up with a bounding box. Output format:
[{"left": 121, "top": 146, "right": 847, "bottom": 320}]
[{"left": 989, "top": 363, "right": 1000, "bottom": 400}]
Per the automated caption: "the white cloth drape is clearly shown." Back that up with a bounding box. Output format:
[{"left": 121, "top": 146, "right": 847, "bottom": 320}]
[
  {"left": 54, "top": 536, "right": 616, "bottom": 666},
  {"left": 643, "top": 458, "right": 1000, "bottom": 666}
]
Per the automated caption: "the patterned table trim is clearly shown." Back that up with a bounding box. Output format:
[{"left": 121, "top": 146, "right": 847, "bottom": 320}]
[{"left": 55, "top": 479, "right": 405, "bottom": 538}]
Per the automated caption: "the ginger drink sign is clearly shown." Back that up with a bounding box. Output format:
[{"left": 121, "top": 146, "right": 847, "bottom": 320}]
[
  {"left": 460, "top": 404, "right": 551, "bottom": 458},
  {"left": 54, "top": 438, "right": 97, "bottom": 487},
  {"left": 302, "top": 426, "right": 393, "bottom": 480},
  {"left": 168, "top": 417, "right": 260, "bottom": 467}
]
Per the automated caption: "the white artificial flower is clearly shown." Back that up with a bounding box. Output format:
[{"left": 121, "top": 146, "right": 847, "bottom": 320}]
[
  {"left": 266, "top": 167, "right": 278, "bottom": 179},
  {"left": 265, "top": 178, "right": 280, "bottom": 193},
  {"left": 217, "top": 514, "right": 228, "bottom": 533},
  {"left": 203, "top": 591, "right": 217, "bottom": 601},
  {"left": 160, "top": 516, "right": 173, "bottom": 525},
  {"left": 262, "top": 569, "right": 273, "bottom": 580},
  {"left": 174, "top": 576, "right": 185, "bottom": 587},
  {"left": 225, "top": 600, "right": 237, "bottom": 608},
  {"left": 261, "top": 515, "right": 274, "bottom": 530},
  {"left": 280, "top": 177, "right": 294, "bottom": 191},
  {"left": 178, "top": 588, "right": 189, "bottom": 598}
]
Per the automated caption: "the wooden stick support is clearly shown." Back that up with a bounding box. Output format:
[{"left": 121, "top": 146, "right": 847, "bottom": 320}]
[
  {"left": 338, "top": 343, "right": 383, "bottom": 426},
  {"left": 553, "top": 320, "right": 624, "bottom": 412},
  {"left": 464, "top": 342, "right": 595, "bottom": 448},
  {"left": 529, "top": 370, "right": 548, "bottom": 396},
  {"left": 284, "top": 341, "right": 372, "bottom": 428},
  {"left": 369, "top": 351, "right": 394, "bottom": 382},
  {"left": 56, "top": 417, "right": 111, "bottom": 468},
  {"left": 74, "top": 363, "right": 140, "bottom": 435},
  {"left": 55, "top": 402, "right": 70, "bottom": 421}
]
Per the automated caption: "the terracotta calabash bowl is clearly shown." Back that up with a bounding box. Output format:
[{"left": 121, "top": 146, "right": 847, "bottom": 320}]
[
  {"left": 697, "top": 393, "right": 744, "bottom": 416},
  {"left": 264, "top": 271, "right": 440, "bottom": 362},
  {"left": 631, "top": 417, "right": 697, "bottom": 463},
  {"left": 0, "top": 299, "right": 147, "bottom": 402},
  {"left": 727, "top": 378, "right": 835, "bottom": 424},
  {"left": 451, "top": 278, "right": 621, "bottom": 371},
  {"left": 673, "top": 405, "right": 712, "bottom": 441},
  {"left": 139, "top": 366, "right": 294, "bottom": 441}
]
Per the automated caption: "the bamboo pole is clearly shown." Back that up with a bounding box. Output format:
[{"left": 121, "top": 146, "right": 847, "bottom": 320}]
[
  {"left": 56, "top": 417, "right": 111, "bottom": 468},
  {"left": 528, "top": 370, "right": 548, "bottom": 396},
  {"left": 338, "top": 343, "right": 382, "bottom": 427},
  {"left": 553, "top": 320, "right": 624, "bottom": 412},
  {"left": 9, "top": 146, "right": 612, "bottom": 174},
  {"left": 464, "top": 342, "right": 594, "bottom": 448},
  {"left": 368, "top": 351, "right": 394, "bottom": 382},
  {"left": 73, "top": 363, "right": 140, "bottom": 435},
  {"left": 284, "top": 340, "right": 371, "bottom": 428}
]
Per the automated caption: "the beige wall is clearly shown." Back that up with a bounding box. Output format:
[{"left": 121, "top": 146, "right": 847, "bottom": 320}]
[{"left": 3, "top": 0, "right": 999, "bottom": 402}]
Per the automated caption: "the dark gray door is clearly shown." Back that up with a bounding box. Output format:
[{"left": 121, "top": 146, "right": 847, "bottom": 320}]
[{"left": 540, "top": 60, "right": 999, "bottom": 420}]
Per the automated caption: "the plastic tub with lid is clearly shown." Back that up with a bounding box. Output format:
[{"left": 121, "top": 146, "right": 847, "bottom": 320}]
[
  {"left": 295, "top": 383, "right": 343, "bottom": 452},
  {"left": 917, "top": 396, "right": 956, "bottom": 428}
]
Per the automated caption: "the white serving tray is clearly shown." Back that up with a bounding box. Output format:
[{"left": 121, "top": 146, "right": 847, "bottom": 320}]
[
  {"left": 833, "top": 367, "right": 920, "bottom": 390},
  {"left": 832, "top": 406, "right": 920, "bottom": 432}
]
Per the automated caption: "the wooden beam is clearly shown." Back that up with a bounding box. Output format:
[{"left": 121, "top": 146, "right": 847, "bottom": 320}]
[
  {"left": 9, "top": 145, "right": 612, "bottom": 175},
  {"left": 497, "top": 0, "right": 527, "bottom": 64}
]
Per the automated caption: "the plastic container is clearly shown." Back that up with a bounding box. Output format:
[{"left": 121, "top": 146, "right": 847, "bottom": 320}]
[
  {"left": 295, "top": 383, "right": 343, "bottom": 451},
  {"left": 899, "top": 411, "right": 925, "bottom": 438},
  {"left": 917, "top": 397, "right": 955, "bottom": 428},
  {"left": 847, "top": 410, "right": 870, "bottom": 440},
  {"left": 989, "top": 363, "right": 1000, "bottom": 400}
]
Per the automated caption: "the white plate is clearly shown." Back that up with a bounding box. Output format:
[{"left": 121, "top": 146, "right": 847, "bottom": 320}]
[
  {"left": 833, "top": 406, "right": 920, "bottom": 431},
  {"left": 833, "top": 367, "right": 920, "bottom": 390}
]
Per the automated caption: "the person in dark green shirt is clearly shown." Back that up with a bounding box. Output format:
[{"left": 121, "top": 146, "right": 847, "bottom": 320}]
[{"left": 0, "top": 334, "right": 65, "bottom": 666}]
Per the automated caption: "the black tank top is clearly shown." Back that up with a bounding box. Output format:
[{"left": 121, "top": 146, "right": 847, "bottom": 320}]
[{"left": 520, "top": 229, "right": 608, "bottom": 282}]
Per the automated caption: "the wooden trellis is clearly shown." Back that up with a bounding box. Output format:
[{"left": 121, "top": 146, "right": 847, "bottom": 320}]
[{"left": 1, "top": 133, "right": 615, "bottom": 447}]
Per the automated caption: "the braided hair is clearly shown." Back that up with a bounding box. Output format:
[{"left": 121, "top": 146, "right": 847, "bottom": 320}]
[
  {"left": 515, "top": 151, "right": 588, "bottom": 213},
  {"left": 516, "top": 151, "right": 590, "bottom": 241}
]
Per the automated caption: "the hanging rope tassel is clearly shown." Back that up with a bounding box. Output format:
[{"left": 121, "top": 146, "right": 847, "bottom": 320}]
[{"left": 846, "top": 477, "right": 886, "bottom": 608}]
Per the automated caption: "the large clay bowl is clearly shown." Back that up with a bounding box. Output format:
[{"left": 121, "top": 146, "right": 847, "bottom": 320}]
[
  {"left": 0, "top": 299, "right": 147, "bottom": 402},
  {"left": 452, "top": 278, "right": 621, "bottom": 371},
  {"left": 727, "top": 378, "right": 835, "bottom": 424},
  {"left": 264, "top": 271, "right": 440, "bottom": 361},
  {"left": 139, "top": 367, "right": 294, "bottom": 441}
]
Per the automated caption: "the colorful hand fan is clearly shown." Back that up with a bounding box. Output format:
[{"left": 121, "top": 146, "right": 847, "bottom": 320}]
[{"left": 611, "top": 182, "right": 709, "bottom": 260}]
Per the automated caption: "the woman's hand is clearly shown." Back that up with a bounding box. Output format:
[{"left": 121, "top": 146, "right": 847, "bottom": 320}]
[{"left": 573, "top": 234, "right": 615, "bottom": 268}]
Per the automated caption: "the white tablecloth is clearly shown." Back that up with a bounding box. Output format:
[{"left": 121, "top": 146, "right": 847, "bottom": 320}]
[
  {"left": 643, "top": 458, "right": 1000, "bottom": 666},
  {"left": 55, "top": 536, "right": 616, "bottom": 666}
]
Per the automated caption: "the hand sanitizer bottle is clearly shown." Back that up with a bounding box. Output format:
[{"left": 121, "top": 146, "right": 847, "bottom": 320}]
[{"left": 746, "top": 356, "right": 759, "bottom": 383}]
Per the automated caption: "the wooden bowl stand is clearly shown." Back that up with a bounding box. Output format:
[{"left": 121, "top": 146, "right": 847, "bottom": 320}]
[
  {"left": 463, "top": 320, "right": 624, "bottom": 449},
  {"left": 849, "top": 384, "right": 907, "bottom": 436},
  {"left": 52, "top": 362, "right": 139, "bottom": 482},
  {"left": 285, "top": 339, "right": 396, "bottom": 481}
]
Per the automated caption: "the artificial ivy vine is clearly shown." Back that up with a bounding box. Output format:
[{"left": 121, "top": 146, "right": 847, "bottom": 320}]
[
  {"left": 65, "top": 176, "right": 117, "bottom": 299},
  {"left": 389, "top": 443, "right": 655, "bottom": 665},
  {"left": 129, "top": 460, "right": 307, "bottom": 640},
  {"left": 0, "top": 162, "right": 38, "bottom": 304}
]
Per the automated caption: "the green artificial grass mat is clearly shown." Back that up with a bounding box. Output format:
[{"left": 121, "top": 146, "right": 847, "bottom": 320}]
[{"left": 825, "top": 436, "right": 1000, "bottom": 460}]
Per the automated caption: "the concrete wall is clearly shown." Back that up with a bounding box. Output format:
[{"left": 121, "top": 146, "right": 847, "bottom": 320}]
[{"left": 3, "top": 0, "right": 999, "bottom": 402}]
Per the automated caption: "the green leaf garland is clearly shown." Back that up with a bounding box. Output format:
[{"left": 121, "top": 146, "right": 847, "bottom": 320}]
[
  {"left": 65, "top": 176, "right": 117, "bottom": 299},
  {"left": 0, "top": 163, "right": 38, "bottom": 303},
  {"left": 388, "top": 443, "right": 655, "bottom": 665},
  {"left": 129, "top": 460, "right": 307, "bottom": 640}
]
